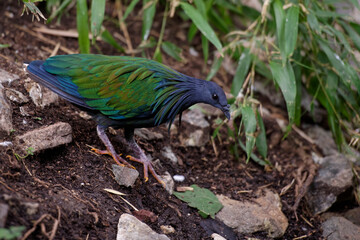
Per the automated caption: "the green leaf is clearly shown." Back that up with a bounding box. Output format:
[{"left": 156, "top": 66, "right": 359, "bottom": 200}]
[
  {"left": 349, "top": 0, "right": 360, "bottom": 10},
  {"left": 256, "top": 110, "right": 267, "bottom": 159},
  {"left": 328, "top": 26, "right": 352, "bottom": 52},
  {"left": 307, "top": 11, "right": 320, "bottom": 33},
  {"left": 161, "top": 41, "right": 182, "bottom": 61},
  {"left": 238, "top": 140, "right": 270, "bottom": 166},
  {"left": 0, "top": 226, "right": 26, "bottom": 240},
  {"left": 174, "top": 185, "right": 223, "bottom": 218},
  {"left": 339, "top": 20, "right": 360, "bottom": 51},
  {"left": 47, "top": 0, "right": 72, "bottom": 23},
  {"left": 270, "top": 61, "right": 297, "bottom": 123},
  {"left": 121, "top": 0, "right": 140, "bottom": 22},
  {"left": 201, "top": 35, "right": 209, "bottom": 64},
  {"left": 188, "top": 23, "right": 198, "bottom": 42},
  {"left": 142, "top": 0, "right": 156, "bottom": 41},
  {"left": 273, "top": 0, "right": 286, "bottom": 64},
  {"left": 180, "top": 2, "right": 222, "bottom": 52},
  {"left": 0, "top": 44, "right": 10, "bottom": 49},
  {"left": 101, "top": 30, "right": 124, "bottom": 52},
  {"left": 284, "top": 5, "right": 299, "bottom": 58},
  {"left": 90, "top": 0, "right": 106, "bottom": 43},
  {"left": 77, "top": 0, "right": 90, "bottom": 54},
  {"left": 315, "top": 10, "right": 345, "bottom": 18},
  {"left": 242, "top": 105, "right": 257, "bottom": 162},
  {"left": 206, "top": 55, "right": 223, "bottom": 81},
  {"left": 231, "top": 48, "right": 251, "bottom": 97}
]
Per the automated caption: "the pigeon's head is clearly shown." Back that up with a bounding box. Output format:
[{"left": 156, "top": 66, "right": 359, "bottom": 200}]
[{"left": 202, "top": 81, "right": 230, "bottom": 120}]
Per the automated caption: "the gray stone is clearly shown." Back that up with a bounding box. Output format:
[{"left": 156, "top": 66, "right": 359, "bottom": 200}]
[
  {"left": 303, "top": 125, "right": 337, "bottom": 156},
  {"left": 322, "top": 216, "right": 360, "bottom": 240},
  {"left": 182, "top": 108, "right": 210, "bottom": 129},
  {"left": 24, "top": 79, "right": 59, "bottom": 108},
  {"left": 307, "top": 154, "right": 353, "bottom": 215},
  {"left": 216, "top": 189, "right": 288, "bottom": 238},
  {"left": 112, "top": 164, "right": 139, "bottom": 188},
  {"left": 0, "top": 83, "right": 13, "bottom": 135},
  {"left": 344, "top": 208, "right": 360, "bottom": 226},
  {"left": 161, "top": 146, "right": 178, "bottom": 164},
  {"left": 4, "top": 88, "right": 29, "bottom": 104},
  {"left": 0, "top": 69, "right": 19, "bottom": 85},
  {"left": 135, "top": 128, "right": 164, "bottom": 141},
  {"left": 0, "top": 203, "right": 9, "bottom": 228},
  {"left": 117, "top": 213, "right": 170, "bottom": 240},
  {"left": 15, "top": 122, "right": 72, "bottom": 154}
]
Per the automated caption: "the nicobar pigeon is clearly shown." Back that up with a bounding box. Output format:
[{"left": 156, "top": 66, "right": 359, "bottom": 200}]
[{"left": 27, "top": 54, "right": 230, "bottom": 186}]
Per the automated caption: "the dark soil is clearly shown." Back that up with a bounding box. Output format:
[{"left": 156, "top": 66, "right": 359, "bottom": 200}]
[{"left": 0, "top": 1, "right": 331, "bottom": 239}]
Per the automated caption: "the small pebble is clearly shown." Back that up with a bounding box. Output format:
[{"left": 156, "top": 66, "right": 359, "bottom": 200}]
[
  {"left": 173, "top": 175, "right": 185, "bottom": 182},
  {"left": 160, "top": 225, "right": 175, "bottom": 234}
]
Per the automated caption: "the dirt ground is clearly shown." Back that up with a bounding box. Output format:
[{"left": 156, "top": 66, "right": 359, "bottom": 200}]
[{"left": 1, "top": 1, "right": 355, "bottom": 239}]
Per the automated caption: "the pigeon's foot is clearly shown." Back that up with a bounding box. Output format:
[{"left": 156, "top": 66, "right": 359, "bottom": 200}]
[
  {"left": 90, "top": 147, "right": 135, "bottom": 169},
  {"left": 126, "top": 155, "right": 165, "bottom": 187}
]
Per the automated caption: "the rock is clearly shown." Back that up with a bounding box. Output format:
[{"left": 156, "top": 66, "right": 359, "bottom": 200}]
[
  {"left": 161, "top": 146, "right": 178, "bottom": 164},
  {"left": 197, "top": 103, "right": 223, "bottom": 118},
  {"left": 0, "top": 203, "right": 9, "bottom": 228},
  {"left": 178, "top": 109, "right": 211, "bottom": 147},
  {"left": 135, "top": 128, "right": 164, "bottom": 140},
  {"left": 24, "top": 79, "right": 59, "bottom": 107},
  {"left": 307, "top": 154, "right": 353, "bottom": 215},
  {"left": 182, "top": 108, "right": 210, "bottom": 129},
  {"left": 322, "top": 216, "right": 360, "bottom": 240},
  {"left": 160, "top": 172, "right": 174, "bottom": 195},
  {"left": 0, "top": 83, "right": 13, "bottom": 135},
  {"left": 117, "top": 213, "right": 170, "bottom": 240},
  {"left": 303, "top": 125, "right": 337, "bottom": 156},
  {"left": 15, "top": 122, "right": 72, "bottom": 154},
  {"left": 22, "top": 202, "right": 39, "bottom": 215},
  {"left": 344, "top": 208, "right": 360, "bottom": 226},
  {"left": 112, "top": 164, "right": 139, "bottom": 188},
  {"left": 4, "top": 88, "right": 29, "bottom": 104},
  {"left": 216, "top": 189, "right": 288, "bottom": 238},
  {"left": 160, "top": 225, "right": 175, "bottom": 234},
  {"left": 0, "top": 68, "right": 19, "bottom": 85},
  {"left": 0, "top": 141, "right": 13, "bottom": 148}
]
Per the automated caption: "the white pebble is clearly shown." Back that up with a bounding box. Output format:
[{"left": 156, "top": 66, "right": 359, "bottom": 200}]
[{"left": 173, "top": 175, "right": 185, "bottom": 182}]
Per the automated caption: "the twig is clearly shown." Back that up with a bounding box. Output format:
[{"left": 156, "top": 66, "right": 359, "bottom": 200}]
[
  {"left": 116, "top": 0, "right": 133, "bottom": 55},
  {"left": 292, "top": 163, "right": 317, "bottom": 219},
  {"left": 21, "top": 214, "right": 50, "bottom": 240},
  {"left": 50, "top": 43, "right": 61, "bottom": 57},
  {"left": 292, "top": 125, "right": 315, "bottom": 145},
  {"left": 12, "top": 24, "right": 76, "bottom": 54}
]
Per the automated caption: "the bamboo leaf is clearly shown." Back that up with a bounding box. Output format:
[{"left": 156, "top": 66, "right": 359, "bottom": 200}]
[
  {"left": 142, "top": 0, "right": 156, "bottom": 41},
  {"left": 284, "top": 5, "right": 299, "bottom": 58},
  {"left": 121, "top": 0, "right": 140, "bottom": 22},
  {"left": 180, "top": 2, "right": 222, "bottom": 51},
  {"left": 270, "top": 61, "right": 297, "bottom": 123},
  {"left": 101, "top": 29, "right": 124, "bottom": 52},
  {"left": 188, "top": 23, "right": 198, "bottom": 42},
  {"left": 231, "top": 48, "right": 251, "bottom": 97},
  {"left": 91, "top": 0, "right": 106, "bottom": 43},
  {"left": 242, "top": 105, "right": 257, "bottom": 162},
  {"left": 273, "top": 0, "right": 286, "bottom": 64},
  {"left": 339, "top": 20, "right": 360, "bottom": 51},
  {"left": 201, "top": 35, "right": 209, "bottom": 64},
  {"left": 206, "top": 55, "right": 223, "bottom": 81},
  {"left": 256, "top": 110, "right": 267, "bottom": 159},
  {"left": 77, "top": 0, "right": 90, "bottom": 54},
  {"left": 161, "top": 41, "right": 182, "bottom": 61}
]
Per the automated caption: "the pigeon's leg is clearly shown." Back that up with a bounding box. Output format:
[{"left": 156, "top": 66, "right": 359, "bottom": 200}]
[
  {"left": 124, "top": 128, "right": 165, "bottom": 187},
  {"left": 92, "top": 125, "right": 135, "bottom": 169}
]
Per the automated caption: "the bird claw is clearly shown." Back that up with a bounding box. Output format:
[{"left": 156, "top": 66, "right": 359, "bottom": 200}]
[
  {"left": 90, "top": 147, "right": 134, "bottom": 169},
  {"left": 126, "top": 154, "right": 166, "bottom": 187}
]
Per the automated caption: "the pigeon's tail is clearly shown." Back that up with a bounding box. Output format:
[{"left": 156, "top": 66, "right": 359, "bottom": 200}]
[{"left": 27, "top": 60, "right": 91, "bottom": 110}]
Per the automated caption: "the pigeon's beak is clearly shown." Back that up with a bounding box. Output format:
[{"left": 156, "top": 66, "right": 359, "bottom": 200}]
[{"left": 222, "top": 104, "right": 231, "bottom": 120}]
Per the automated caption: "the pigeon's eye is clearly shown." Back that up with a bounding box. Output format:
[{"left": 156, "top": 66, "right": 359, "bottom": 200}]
[{"left": 212, "top": 93, "right": 218, "bottom": 100}]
